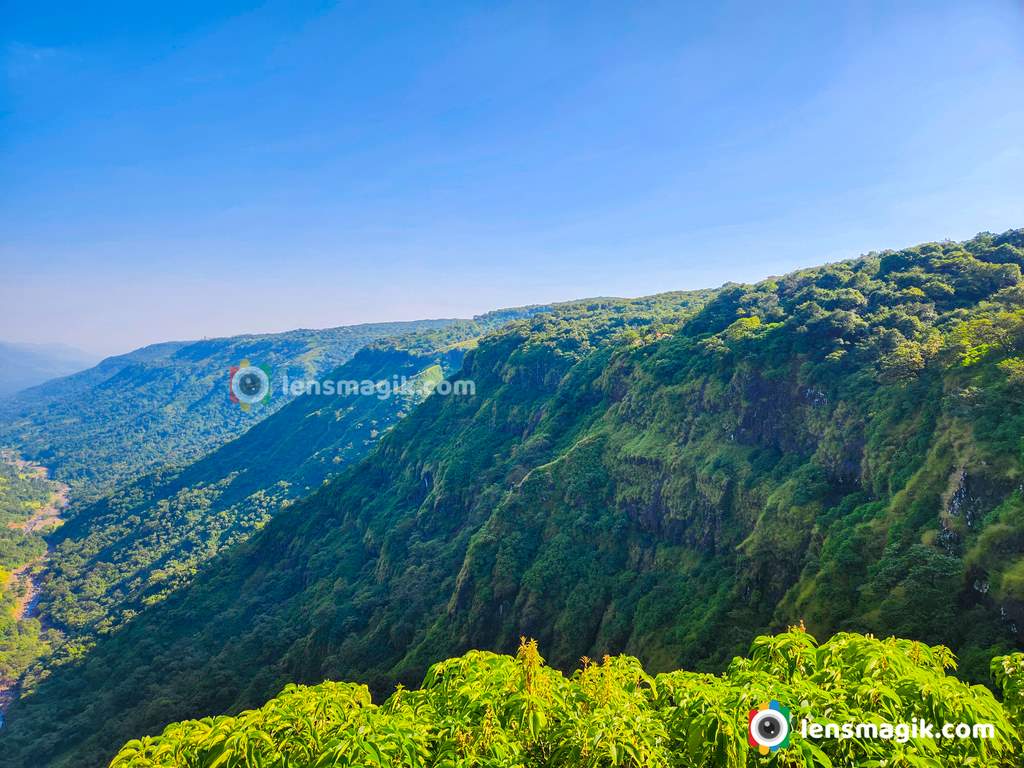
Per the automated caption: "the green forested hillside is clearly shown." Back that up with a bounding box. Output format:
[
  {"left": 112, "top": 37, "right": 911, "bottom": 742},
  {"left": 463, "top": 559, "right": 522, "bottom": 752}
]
[
  {"left": 34, "top": 310, "right": 541, "bottom": 645},
  {"left": 4, "top": 231, "right": 1024, "bottom": 767},
  {"left": 0, "top": 290, "right": 713, "bottom": 765},
  {"left": 0, "top": 314, "right": 536, "bottom": 728},
  {"left": 0, "top": 321, "right": 457, "bottom": 501}
]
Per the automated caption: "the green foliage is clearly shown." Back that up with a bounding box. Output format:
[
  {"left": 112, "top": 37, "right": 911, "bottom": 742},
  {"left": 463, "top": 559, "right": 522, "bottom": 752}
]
[
  {"left": 110, "top": 631, "right": 1023, "bottom": 767},
  {"left": 991, "top": 652, "right": 1024, "bottom": 721}
]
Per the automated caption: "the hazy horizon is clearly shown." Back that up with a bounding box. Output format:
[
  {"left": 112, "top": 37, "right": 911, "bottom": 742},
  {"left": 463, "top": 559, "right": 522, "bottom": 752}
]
[
  {"left": 1, "top": 223, "right": 1020, "bottom": 360},
  {"left": 3, "top": 0, "right": 1022, "bottom": 357}
]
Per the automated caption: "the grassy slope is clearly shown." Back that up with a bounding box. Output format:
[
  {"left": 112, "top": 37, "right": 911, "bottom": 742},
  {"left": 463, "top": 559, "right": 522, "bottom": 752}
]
[{"left": 0, "top": 313, "right": 539, "bottom": 734}]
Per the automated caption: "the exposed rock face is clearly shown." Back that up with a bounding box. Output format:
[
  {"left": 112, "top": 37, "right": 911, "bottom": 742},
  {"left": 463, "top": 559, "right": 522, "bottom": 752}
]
[
  {"left": 939, "top": 519, "right": 961, "bottom": 555},
  {"left": 948, "top": 469, "right": 983, "bottom": 528},
  {"left": 732, "top": 371, "right": 819, "bottom": 455}
]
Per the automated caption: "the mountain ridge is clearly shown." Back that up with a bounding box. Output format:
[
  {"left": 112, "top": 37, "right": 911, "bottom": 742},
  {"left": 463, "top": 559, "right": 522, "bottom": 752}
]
[{"left": 0, "top": 342, "right": 98, "bottom": 399}]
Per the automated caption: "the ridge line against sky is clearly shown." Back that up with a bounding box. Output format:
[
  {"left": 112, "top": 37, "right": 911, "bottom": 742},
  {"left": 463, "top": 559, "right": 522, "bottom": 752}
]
[{"left": 1, "top": 0, "right": 1022, "bottom": 356}]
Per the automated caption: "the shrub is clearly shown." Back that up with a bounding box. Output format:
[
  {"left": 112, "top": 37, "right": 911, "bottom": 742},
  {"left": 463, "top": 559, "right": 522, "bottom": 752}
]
[{"left": 110, "top": 630, "right": 1024, "bottom": 768}]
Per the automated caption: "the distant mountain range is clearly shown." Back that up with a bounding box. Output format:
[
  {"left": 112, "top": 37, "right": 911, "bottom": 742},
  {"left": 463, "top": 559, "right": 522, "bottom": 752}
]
[
  {"left": 0, "top": 321, "right": 460, "bottom": 501},
  {"left": 0, "top": 343, "right": 98, "bottom": 399}
]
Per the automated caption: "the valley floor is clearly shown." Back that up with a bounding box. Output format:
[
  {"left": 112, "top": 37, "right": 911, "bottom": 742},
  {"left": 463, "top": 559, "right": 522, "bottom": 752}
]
[{"left": 0, "top": 462, "right": 67, "bottom": 727}]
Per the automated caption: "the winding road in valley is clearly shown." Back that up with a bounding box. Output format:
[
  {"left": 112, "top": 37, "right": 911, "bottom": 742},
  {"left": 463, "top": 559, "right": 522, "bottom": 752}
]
[{"left": 0, "top": 463, "right": 68, "bottom": 727}]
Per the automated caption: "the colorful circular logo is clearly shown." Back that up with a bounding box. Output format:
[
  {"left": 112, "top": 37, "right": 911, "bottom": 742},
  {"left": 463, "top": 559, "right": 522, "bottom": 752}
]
[
  {"left": 748, "top": 700, "right": 791, "bottom": 754},
  {"left": 229, "top": 359, "right": 271, "bottom": 411}
]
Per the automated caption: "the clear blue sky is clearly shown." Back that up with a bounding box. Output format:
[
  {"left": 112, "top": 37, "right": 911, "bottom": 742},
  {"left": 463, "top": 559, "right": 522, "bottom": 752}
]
[{"left": 2, "top": 0, "right": 1022, "bottom": 356}]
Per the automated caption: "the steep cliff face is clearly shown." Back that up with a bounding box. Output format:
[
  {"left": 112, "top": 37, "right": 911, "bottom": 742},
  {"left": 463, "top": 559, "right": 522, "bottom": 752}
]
[
  {"left": 5, "top": 232, "right": 1024, "bottom": 767},
  {"left": 439, "top": 346, "right": 1018, "bottom": 680}
]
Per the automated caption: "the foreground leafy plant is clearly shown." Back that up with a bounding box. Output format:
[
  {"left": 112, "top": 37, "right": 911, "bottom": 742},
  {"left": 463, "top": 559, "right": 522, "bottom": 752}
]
[{"left": 110, "top": 629, "right": 1024, "bottom": 767}]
